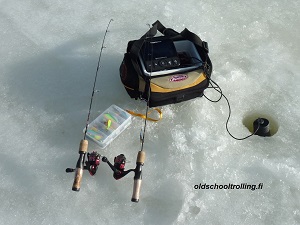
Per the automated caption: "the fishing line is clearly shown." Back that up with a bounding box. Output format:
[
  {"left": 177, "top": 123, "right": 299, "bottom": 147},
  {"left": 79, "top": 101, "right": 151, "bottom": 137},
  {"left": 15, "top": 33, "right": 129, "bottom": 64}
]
[{"left": 83, "top": 19, "right": 113, "bottom": 140}]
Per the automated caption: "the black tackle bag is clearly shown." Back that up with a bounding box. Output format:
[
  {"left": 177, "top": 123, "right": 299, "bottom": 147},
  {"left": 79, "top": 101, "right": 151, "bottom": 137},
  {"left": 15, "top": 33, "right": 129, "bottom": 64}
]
[{"left": 120, "top": 20, "right": 212, "bottom": 107}]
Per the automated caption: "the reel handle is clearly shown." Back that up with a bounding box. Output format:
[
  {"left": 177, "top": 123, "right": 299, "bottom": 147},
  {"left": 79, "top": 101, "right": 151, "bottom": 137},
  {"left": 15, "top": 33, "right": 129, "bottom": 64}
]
[
  {"left": 72, "top": 140, "right": 88, "bottom": 191},
  {"left": 131, "top": 151, "right": 145, "bottom": 203},
  {"left": 66, "top": 168, "right": 75, "bottom": 173}
]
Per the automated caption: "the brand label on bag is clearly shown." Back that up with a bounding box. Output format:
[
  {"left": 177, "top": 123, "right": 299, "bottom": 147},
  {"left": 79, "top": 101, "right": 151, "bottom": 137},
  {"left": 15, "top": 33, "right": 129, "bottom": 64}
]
[{"left": 170, "top": 74, "right": 188, "bottom": 82}]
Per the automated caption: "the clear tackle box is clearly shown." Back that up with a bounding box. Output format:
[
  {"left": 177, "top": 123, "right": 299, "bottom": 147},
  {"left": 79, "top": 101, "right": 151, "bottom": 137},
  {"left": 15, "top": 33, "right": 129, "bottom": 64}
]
[{"left": 83, "top": 105, "right": 132, "bottom": 148}]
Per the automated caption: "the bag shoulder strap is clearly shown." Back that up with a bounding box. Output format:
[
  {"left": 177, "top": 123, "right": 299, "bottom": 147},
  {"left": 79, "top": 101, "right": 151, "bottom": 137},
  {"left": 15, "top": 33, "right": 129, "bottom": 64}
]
[
  {"left": 152, "top": 20, "right": 209, "bottom": 53},
  {"left": 128, "top": 23, "right": 160, "bottom": 81},
  {"left": 130, "top": 23, "right": 158, "bottom": 57},
  {"left": 127, "top": 21, "right": 211, "bottom": 81},
  {"left": 180, "top": 28, "right": 209, "bottom": 53},
  {"left": 152, "top": 20, "right": 180, "bottom": 38},
  {"left": 129, "top": 20, "right": 209, "bottom": 57}
]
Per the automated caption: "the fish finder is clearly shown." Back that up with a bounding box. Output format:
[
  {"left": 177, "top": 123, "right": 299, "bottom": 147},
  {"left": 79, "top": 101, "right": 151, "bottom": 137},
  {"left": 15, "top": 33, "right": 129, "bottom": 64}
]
[
  {"left": 140, "top": 38, "right": 180, "bottom": 73},
  {"left": 139, "top": 38, "right": 203, "bottom": 77}
]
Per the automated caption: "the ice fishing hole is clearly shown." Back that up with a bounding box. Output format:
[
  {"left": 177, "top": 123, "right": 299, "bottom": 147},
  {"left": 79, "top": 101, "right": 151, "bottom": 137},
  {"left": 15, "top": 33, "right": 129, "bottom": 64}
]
[{"left": 243, "top": 112, "right": 279, "bottom": 137}]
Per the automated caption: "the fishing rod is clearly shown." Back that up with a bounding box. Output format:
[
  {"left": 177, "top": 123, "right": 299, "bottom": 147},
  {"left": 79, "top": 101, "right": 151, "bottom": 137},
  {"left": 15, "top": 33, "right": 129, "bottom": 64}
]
[
  {"left": 66, "top": 20, "right": 149, "bottom": 203},
  {"left": 70, "top": 19, "right": 113, "bottom": 192},
  {"left": 131, "top": 24, "right": 158, "bottom": 202},
  {"left": 131, "top": 85, "right": 150, "bottom": 202}
]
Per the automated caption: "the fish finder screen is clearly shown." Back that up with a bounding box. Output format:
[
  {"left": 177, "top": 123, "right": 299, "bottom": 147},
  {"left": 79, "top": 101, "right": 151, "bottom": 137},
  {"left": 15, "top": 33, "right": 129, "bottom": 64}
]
[{"left": 141, "top": 39, "right": 177, "bottom": 60}]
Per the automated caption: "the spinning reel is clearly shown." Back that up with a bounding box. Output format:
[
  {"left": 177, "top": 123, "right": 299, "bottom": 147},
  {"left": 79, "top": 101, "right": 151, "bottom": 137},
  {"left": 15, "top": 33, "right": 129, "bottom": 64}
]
[{"left": 66, "top": 145, "right": 145, "bottom": 203}]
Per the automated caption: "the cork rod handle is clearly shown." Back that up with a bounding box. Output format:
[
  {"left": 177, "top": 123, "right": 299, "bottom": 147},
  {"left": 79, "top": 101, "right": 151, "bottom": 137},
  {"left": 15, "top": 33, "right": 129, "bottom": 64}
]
[
  {"left": 131, "top": 151, "right": 145, "bottom": 202},
  {"left": 72, "top": 140, "right": 88, "bottom": 191}
]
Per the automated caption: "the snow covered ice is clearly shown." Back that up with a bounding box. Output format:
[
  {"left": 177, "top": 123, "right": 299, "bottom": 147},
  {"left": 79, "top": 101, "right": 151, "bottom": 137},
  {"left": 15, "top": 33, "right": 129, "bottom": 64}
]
[{"left": 0, "top": 0, "right": 299, "bottom": 224}]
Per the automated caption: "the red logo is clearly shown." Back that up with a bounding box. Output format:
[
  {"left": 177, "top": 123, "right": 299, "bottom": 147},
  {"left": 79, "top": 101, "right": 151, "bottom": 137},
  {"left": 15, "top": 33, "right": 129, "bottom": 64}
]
[{"left": 169, "top": 74, "right": 188, "bottom": 82}]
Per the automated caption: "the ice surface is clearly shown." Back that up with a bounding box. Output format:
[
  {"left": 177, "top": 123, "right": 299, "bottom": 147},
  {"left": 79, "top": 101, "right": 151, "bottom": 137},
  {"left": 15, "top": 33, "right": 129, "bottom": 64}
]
[{"left": 0, "top": 0, "right": 300, "bottom": 224}]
